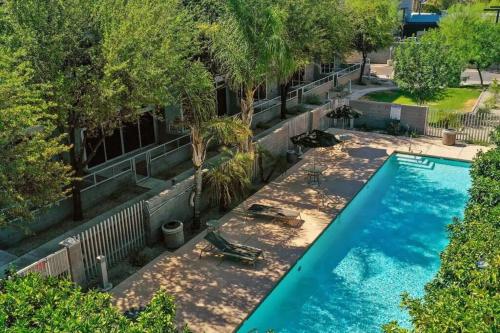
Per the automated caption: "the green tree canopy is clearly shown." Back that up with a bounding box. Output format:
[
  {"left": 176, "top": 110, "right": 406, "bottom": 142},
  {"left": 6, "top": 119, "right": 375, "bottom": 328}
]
[
  {"left": 0, "top": 47, "right": 72, "bottom": 227},
  {"left": 347, "top": 0, "right": 400, "bottom": 84},
  {"left": 2, "top": 0, "right": 208, "bottom": 221},
  {"left": 438, "top": 3, "right": 500, "bottom": 87},
  {"left": 0, "top": 273, "right": 190, "bottom": 332},
  {"left": 393, "top": 29, "right": 463, "bottom": 104}
]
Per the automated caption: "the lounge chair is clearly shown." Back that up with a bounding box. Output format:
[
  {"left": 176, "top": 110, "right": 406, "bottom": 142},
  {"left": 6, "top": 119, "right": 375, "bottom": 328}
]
[
  {"left": 200, "top": 231, "right": 263, "bottom": 266},
  {"left": 247, "top": 204, "right": 304, "bottom": 228}
]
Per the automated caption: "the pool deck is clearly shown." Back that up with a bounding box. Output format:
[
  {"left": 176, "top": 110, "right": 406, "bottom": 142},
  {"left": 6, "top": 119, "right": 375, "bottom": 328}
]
[{"left": 111, "top": 130, "right": 487, "bottom": 333}]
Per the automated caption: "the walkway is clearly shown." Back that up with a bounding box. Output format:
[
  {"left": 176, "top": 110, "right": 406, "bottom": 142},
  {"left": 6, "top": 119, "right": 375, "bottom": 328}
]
[
  {"left": 111, "top": 130, "right": 487, "bottom": 333},
  {"left": 349, "top": 86, "right": 397, "bottom": 100}
]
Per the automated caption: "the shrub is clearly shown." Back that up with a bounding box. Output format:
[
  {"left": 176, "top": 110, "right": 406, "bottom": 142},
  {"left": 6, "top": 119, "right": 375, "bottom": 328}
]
[
  {"left": 303, "top": 94, "right": 323, "bottom": 105},
  {"left": 0, "top": 273, "right": 190, "bottom": 332},
  {"left": 384, "top": 126, "right": 500, "bottom": 333}
]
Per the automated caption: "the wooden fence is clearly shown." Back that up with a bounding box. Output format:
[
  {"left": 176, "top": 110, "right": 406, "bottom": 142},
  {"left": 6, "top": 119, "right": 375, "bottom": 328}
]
[
  {"left": 425, "top": 110, "right": 500, "bottom": 144},
  {"left": 76, "top": 201, "right": 146, "bottom": 281},
  {"left": 17, "top": 248, "right": 70, "bottom": 278}
]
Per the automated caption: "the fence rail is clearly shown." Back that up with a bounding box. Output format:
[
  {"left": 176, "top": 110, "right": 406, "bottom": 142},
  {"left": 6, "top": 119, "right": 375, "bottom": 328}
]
[
  {"left": 17, "top": 248, "right": 70, "bottom": 278},
  {"left": 425, "top": 110, "right": 500, "bottom": 144},
  {"left": 76, "top": 201, "right": 146, "bottom": 280}
]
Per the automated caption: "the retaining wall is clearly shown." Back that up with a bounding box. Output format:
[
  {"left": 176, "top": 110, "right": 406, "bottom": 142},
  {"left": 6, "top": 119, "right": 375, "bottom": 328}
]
[{"left": 349, "top": 100, "right": 428, "bottom": 134}]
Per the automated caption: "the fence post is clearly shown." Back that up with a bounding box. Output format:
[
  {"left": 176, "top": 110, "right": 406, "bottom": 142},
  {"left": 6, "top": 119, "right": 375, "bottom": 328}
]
[{"left": 59, "top": 237, "right": 86, "bottom": 286}]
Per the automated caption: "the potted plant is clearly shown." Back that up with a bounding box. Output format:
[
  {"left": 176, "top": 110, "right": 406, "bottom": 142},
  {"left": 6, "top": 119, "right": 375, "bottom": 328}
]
[{"left": 327, "top": 105, "right": 361, "bottom": 129}]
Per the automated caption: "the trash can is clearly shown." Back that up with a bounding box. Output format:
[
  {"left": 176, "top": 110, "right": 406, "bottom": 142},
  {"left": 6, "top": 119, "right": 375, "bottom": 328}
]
[
  {"left": 442, "top": 129, "right": 457, "bottom": 146},
  {"left": 161, "top": 220, "right": 184, "bottom": 249}
]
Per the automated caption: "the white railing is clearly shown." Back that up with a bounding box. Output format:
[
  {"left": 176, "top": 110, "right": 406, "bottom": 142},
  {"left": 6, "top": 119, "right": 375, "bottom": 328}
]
[
  {"left": 76, "top": 201, "right": 146, "bottom": 280},
  {"left": 425, "top": 110, "right": 500, "bottom": 144},
  {"left": 81, "top": 62, "right": 364, "bottom": 191},
  {"left": 17, "top": 248, "right": 70, "bottom": 278}
]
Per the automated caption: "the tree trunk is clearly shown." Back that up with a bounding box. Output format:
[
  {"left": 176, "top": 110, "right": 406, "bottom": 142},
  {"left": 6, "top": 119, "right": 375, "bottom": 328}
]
[
  {"left": 358, "top": 52, "right": 367, "bottom": 84},
  {"left": 279, "top": 83, "right": 289, "bottom": 120},
  {"left": 192, "top": 166, "right": 203, "bottom": 230},
  {"left": 69, "top": 128, "right": 84, "bottom": 221},
  {"left": 240, "top": 88, "right": 255, "bottom": 153},
  {"left": 258, "top": 151, "right": 265, "bottom": 183},
  {"left": 476, "top": 64, "right": 484, "bottom": 88}
]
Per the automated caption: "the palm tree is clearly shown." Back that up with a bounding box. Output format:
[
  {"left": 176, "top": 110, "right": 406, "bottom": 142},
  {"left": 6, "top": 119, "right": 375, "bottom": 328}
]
[
  {"left": 179, "top": 62, "right": 251, "bottom": 229},
  {"left": 210, "top": 0, "right": 275, "bottom": 152},
  {"left": 205, "top": 148, "right": 253, "bottom": 212}
]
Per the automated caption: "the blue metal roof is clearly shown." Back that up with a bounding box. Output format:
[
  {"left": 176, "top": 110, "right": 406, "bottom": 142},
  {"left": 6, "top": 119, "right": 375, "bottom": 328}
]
[{"left": 406, "top": 12, "right": 441, "bottom": 24}]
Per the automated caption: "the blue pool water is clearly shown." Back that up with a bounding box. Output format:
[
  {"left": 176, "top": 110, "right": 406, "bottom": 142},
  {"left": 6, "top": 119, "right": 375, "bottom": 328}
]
[{"left": 238, "top": 154, "right": 471, "bottom": 333}]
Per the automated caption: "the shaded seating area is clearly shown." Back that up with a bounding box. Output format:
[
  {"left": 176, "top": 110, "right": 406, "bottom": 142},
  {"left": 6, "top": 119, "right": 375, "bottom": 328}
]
[
  {"left": 247, "top": 203, "right": 304, "bottom": 228},
  {"left": 200, "top": 231, "right": 263, "bottom": 266}
]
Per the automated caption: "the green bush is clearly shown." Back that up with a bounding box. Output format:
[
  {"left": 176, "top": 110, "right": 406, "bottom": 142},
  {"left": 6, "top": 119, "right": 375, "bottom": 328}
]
[
  {"left": 384, "top": 126, "right": 500, "bottom": 333},
  {"left": 303, "top": 94, "right": 323, "bottom": 105},
  {"left": 0, "top": 274, "right": 190, "bottom": 332}
]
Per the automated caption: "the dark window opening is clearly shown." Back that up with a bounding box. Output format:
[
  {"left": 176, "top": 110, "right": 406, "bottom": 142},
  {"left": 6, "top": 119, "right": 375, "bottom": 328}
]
[
  {"left": 216, "top": 86, "right": 227, "bottom": 116},
  {"left": 140, "top": 113, "right": 156, "bottom": 146},
  {"left": 123, "top": 121, "right": 140, "bottom": 153},
  {"left": 105, "top": 128, "right": 123, "bottom": 160}
]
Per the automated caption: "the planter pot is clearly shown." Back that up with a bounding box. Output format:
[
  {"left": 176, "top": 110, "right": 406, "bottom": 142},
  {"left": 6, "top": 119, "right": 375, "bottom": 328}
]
[
  {"left": 161, "top": 220, "right": 184, "bottom": 249},
  {"left": 442, "top": 129, "right": 457, "bottom": 146}
]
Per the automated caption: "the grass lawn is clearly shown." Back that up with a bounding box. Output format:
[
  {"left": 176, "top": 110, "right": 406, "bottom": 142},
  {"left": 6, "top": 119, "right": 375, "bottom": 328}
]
[{"left": 361, "top": 87, "right": 482, "bottom": 113}]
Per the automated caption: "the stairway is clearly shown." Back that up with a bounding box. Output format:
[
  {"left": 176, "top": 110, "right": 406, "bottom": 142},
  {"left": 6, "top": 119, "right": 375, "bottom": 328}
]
[{"left": 395, "top": 154, "right": 435, "bottom": 170}]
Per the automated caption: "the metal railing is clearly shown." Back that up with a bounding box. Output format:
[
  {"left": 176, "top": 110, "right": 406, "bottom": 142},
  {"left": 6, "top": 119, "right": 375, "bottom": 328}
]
[{"left": 81, "top": 62, "right": 364, "bottom": 191}]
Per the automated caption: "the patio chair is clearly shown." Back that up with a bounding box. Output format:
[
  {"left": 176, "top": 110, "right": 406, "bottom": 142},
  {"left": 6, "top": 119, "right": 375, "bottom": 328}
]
[
  {"left": 200, "top": 231, "right": 263, "bottom": 266},
  {"left": 247, "top": 204, "right": 304, "bottom": 228}
]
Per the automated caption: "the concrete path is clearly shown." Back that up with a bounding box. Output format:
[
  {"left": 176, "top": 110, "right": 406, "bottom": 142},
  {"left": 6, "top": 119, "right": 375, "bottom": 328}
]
[
  {"left": 111, "top": 130, "right": 487, "bottom": 333},
  {"left": 349, "top": 86, "right": 398, "bottom": 100}
]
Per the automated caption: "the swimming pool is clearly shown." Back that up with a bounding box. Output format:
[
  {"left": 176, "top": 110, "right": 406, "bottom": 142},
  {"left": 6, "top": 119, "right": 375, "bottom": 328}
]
[{"left": 238, "top": 154, "right": 471, "bottom": 333}]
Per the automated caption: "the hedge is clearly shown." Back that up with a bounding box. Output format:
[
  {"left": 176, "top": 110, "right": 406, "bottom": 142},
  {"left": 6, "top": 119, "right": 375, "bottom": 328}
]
[{"left": 0, "top": 273, "right": 191, "bottom": 332}]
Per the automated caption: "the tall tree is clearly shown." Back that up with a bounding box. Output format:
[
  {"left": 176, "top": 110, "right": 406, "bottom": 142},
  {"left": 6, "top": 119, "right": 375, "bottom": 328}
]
[
  {"left": 2, "top": 0, "right": 207, "bottom": 221},
  {"left": 179, "top": 63, "right": 251, "bottom": 229},
  {"left": 347, "top": 0, "right": 399, "bottom": 84},
  {"left": 393, "top": 30, "right": 463, "bottom": 104},
  {"left": 266, "top": 0, "right": 322, "bottom": 120},
  {"left": 438, "top": 3, "right": 500, "bottom": 87},
  {"left": 0, "top": 48, "right": 72, "bottom": 227},
  {"left": 210, "top": 0, "right": 274, "bottom": 151}
]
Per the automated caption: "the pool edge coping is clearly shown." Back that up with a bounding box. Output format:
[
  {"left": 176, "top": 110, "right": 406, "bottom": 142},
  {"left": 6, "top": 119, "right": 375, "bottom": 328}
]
[{"left": 234, "top": 152, "right": 471, "bottom": 332}]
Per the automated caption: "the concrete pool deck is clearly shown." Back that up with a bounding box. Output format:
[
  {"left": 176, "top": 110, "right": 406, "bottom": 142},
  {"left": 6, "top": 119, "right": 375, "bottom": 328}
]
[{"left": 111, "top": 130, "right": 487, "bottom": 333}]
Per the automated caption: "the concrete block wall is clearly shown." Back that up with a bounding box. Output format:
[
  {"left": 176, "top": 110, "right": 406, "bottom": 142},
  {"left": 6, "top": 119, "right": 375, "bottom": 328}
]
[
  {"left": 349, "top": 100, "right": 428, "bottom": 134},
  {"left": 0, "top": 172, "right": 135, "bottom": 247}
]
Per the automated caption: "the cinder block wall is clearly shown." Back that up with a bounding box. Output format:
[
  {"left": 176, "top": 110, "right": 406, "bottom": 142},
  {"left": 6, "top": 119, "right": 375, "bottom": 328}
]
[{"left": 349, "top": 100, "right": 428, "bottom": 133}]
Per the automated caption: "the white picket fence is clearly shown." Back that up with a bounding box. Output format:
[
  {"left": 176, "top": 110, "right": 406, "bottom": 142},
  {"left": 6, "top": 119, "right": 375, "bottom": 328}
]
[
  {"left": 425, "top": 110, "right": 500, "bottom": 144},
  {"left": 17, "top": 248, "right": 70, "bottom": 278},
  {"left": 76, "top": 201, "right": 146, "bottom": 280}
]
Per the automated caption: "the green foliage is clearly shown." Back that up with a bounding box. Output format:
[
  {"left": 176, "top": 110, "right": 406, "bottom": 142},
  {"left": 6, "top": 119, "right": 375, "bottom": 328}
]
[
  {"left": 205, "top": 149, "right": 253, "bottom": 211},
  {"left": 0, "top": 274, "right": 189, "bottom": 332},
  {"left": 384, "top": 130, "right": 500, "bottom": 332},
  {"left": 0, "top": 47, "right": 72, "bottom": 226},
  {"left": 327, "top": 105, "right": 361, "bottom": 120},
  {"left": 438, "top": 3, "right": 500, "bottom": 86},
  {"left": 394, "top": 31, "right": 462, "bottom": 104},
  {"left": 347, "top": 0, "right": 399, "bottom": 82},
  {"left": 303, "top": 94, "right": 323, "bottom": 105}
]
